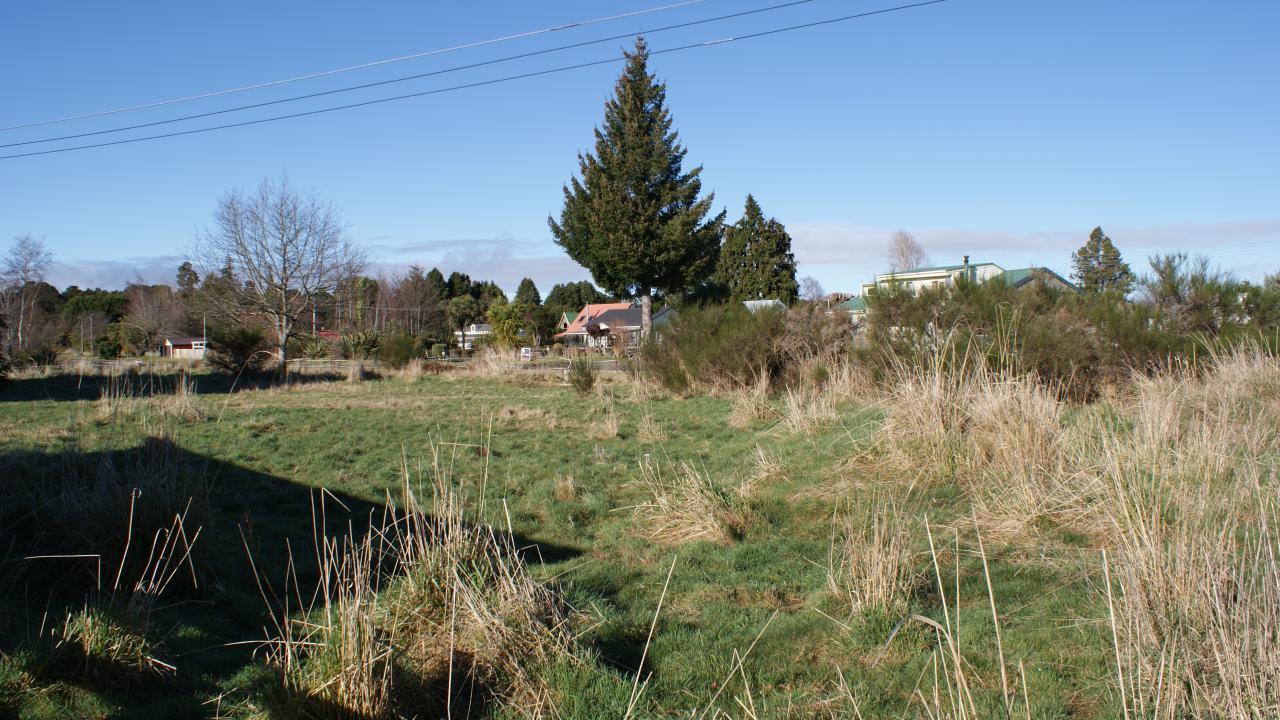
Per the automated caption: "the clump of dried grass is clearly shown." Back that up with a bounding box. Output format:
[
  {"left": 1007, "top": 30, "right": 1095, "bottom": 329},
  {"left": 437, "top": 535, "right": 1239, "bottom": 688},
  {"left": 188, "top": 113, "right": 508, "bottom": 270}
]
[
  {"left": 637, "top": 411, "right": 666, "bottom": 443},
  {"left": 749, "top": 445, "right": 786, "bottom": 486},
  {"left": 590, "top": 399, "right": 619, "bottom": 440},
  {"left": 778, "top": 385, "right": 839, "bottom": 434},
  {"left": 630, "top": 459, "right": 754, "bottom": 545},
  {"left": 552, "top": 475, "right": 577, "bottom": 502},
  {"left": 727, "top": 372, "right": 775, "bottom": 429},
  {"left": 826, "top": 493, "right": 916, "bottom": 617},
  {"left": 259, "top": 468, "right": 574, "bottom": 718}
]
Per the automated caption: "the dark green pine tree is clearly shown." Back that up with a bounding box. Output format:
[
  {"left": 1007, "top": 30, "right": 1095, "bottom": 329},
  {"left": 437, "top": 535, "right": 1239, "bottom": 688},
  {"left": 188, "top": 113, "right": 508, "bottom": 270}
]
[
  {"left": 514, "top": 277, "right": 542, "bottom": 307},
  {"left": 426, "top": 267, "right": 448, "bottom": 302},
  {"left": 716, "top": 195, "right": 799, "bottom": 303},
  {"left": 549, "top": 37, "right": 724, "bottom": 338},
  {"left": 446, "top": 271, "right": 472, "bottom": 300},
  {"left": 1072, "top": 226, "right": 1135, "bottom": 295}
]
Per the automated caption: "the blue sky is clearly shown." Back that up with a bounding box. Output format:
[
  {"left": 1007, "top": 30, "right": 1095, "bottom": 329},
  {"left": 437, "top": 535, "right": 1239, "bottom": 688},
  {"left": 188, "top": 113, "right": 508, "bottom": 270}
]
[{"left": 2, "top": 0, "right": 1277, "bottom": 295}]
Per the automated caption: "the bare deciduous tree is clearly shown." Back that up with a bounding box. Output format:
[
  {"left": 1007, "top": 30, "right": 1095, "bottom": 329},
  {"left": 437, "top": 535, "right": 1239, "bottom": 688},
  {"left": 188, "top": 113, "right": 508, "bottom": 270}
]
[
  {"left": 799, "top": 276, "right": 826, "bottom": 303},
  {"left": 196, "top": 178, "right": 364, "bottom": 364},
  {"left": 125, "top": 282, "right": 189, "bottom": 344},
  {"left": 887, "top": 230, "right": 928, "bottom": 273},
  {"left": 1, "top": 235, "right": 53, "bottom": 355}
]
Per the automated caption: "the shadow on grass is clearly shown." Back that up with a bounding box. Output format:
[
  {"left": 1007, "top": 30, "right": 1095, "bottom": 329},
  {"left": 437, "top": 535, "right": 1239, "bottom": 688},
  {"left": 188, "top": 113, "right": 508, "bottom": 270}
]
[
  {"left": 0, "top": 368, "right": 350, "bottom": 404},
  {"left": 0, "top": 437, "right": 581, "bottom": 718}
]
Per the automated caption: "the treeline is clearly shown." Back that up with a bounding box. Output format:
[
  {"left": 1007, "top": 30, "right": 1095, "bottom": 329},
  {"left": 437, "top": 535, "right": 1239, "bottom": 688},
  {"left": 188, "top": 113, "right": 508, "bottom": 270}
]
[{"left": 0, "top": 232, "right": 618, "bottom": 370}]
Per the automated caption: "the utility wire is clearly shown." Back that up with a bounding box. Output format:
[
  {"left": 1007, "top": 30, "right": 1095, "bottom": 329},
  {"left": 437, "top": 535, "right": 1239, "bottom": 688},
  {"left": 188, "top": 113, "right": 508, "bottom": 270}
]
[
  {"left": 0, "top": 0, "right": 948, "bottom": 161},
  {"left": 1, "top": 0, "right": 824, "bottom": 149},
  {"left": 0, "top": 0, "right": 710, "bottom": 132}
]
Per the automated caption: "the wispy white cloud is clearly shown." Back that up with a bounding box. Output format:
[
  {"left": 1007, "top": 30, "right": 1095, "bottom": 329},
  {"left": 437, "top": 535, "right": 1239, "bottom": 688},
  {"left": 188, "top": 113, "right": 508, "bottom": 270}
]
[
  {"left": 46, "top": 256, "right": 184, "bottom": 290},
  {"left": 39, "top": 220, "right": 1280, "bottom": 296}
]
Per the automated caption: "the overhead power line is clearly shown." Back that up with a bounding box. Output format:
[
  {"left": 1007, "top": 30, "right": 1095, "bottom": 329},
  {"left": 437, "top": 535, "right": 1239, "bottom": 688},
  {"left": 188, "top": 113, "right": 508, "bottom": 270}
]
[
  {"left": 0, "top": 0, "right": 711, "bottom": 132},
  {"left": 1, "top": 0, "right": 825, "bottom": 149},
  {"left": 0, "top": 0, "right": 948, "bottom": 161}
]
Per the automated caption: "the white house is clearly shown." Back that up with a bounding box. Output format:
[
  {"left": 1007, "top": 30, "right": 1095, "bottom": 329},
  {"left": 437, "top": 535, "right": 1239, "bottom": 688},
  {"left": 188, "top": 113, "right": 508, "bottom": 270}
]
[{"left": 454, "top": 322, "right": 492, "bottom": 350}]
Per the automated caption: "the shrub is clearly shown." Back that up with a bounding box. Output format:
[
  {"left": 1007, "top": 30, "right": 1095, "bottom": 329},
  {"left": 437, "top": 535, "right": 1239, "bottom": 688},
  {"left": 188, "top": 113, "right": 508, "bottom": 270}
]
[
  {"left": 289, "top": 334, "right": 331, "bottom": 360},
  {"left": 24, "top": 344, "right": 61, "bottom": 366},
  {"left": 206, "top": 325, "right": 270, "bottom": 373},
  {"left": 642, "top": 303, "right": 787, "bottom": 394},
  {"left": 338, "top": 330, "right": 379, "bottom": 360},
  {"left": 95, "top": 336, "right": 121, "bottom": 360},
  {"left": 377, "top": 332, "right": 422, "bottom": 369},
  {"left": 567, "top": 357, "right": 596, "bottom": 395},
  {"left": 429, "top": 343, "right": 446, "bottom": 358}
]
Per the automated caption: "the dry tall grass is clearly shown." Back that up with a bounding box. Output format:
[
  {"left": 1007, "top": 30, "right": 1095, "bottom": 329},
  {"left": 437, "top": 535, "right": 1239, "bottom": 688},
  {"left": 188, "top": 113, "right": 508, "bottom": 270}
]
[
  {"left": 826, "top": 494, "right": 916, "bottom": 617},
  {"left": 860, "top": 344, "right": 1280, "bottom": 716},
  {"left": 257, "top": 462, "right": 573, "bottom": 717},
  {"left": 630, "top": 459, "right": 755, "bottom": 545},
  {"left": 95, "top": 371, "right": 205, "bottom": 423}
]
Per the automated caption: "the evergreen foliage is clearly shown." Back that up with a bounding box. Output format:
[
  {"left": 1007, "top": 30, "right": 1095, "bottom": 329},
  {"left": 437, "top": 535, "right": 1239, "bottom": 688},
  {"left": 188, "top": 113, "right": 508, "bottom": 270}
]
[
  {"left": 448, "top": 295, "right": 480, "bottom": 348},
  {"left": 425, "top": 267, "right": 448, "bottom": 301},
  {"left": 544, "top": 281, "right": 612, "bottom": 316},
  {"left": 514, "top": 278, "right": 542, "bottom": 307},
  {"left": 549, "top": 37, "right": 724, "bottom": 337},
  {"left": 487, "top": 297, "right": 525, "bottom": 350},
  {"left": 1071, "top": 226, "right": 1135, "bottom": 295},
  {"left": 715, "top": 195, "right": 798, "bottom": 303}
]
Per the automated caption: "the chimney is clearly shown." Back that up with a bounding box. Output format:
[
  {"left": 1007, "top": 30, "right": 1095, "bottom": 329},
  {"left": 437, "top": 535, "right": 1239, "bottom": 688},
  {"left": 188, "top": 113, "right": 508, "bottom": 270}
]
[{"left": 962, "top": 255, "right": 971, "bottom": 282}]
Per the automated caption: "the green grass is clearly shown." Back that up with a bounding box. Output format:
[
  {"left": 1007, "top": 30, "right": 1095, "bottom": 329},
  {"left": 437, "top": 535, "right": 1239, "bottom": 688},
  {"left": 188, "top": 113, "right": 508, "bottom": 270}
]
[{"left": 0, "top": 369, "right": 1117, "bottom": 718}]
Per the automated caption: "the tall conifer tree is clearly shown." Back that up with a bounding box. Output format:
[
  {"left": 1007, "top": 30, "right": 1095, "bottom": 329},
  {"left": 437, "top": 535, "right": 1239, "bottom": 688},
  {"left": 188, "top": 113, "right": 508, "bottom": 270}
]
[
  {"left": 549, "top": 37, "right": 724, "bottom": 338},
  {"left": 514, "top": 277, "right": 542, "bottom": 307},
  {"left": 1072, "top": 226, "right": 1135, "bottom": 295},
  {"left": 716, "top": 195, "right": 799, "bottom": 303}
]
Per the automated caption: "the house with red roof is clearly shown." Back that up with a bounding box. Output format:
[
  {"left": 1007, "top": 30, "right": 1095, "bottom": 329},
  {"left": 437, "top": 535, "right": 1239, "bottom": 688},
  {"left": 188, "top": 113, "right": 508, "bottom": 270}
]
[{"left": 554, "top": 302, "right": 675, "bottom": 349}]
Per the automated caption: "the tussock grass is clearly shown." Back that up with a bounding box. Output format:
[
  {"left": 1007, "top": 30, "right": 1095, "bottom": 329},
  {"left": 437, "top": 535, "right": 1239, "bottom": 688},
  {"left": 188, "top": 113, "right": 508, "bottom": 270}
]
[
  {"left": 727, "top": 372, "right": 775, "bottom": 428},
  {"left": 590, "top": 397, "right": 619, "bottom": 440},
  {"left": 95, "top": 370, "right": 205, "bottom": 423},
  {"left": 862, "top": 344, "right": 1280, "bottom": 715},
  {"left": 777, "top": 385, "right": 839, "bottom": 434},
  {"left": 552, "top": 475, "right": 577, "bottom": 502},
  {"left": 637, "top": 411, "right": 666, "bottom": 442},
  {"left": 826, "top": 494, "right": 916, "bottom": 617},
  {"left": 749, "top": 445, "right": 786, "bottom": 485},
  {"left": 258, "top": 460, "right": 574, "bottom": 718},
  {"left": 46, "top": 605, "right": 173, "bottom": 684},
  {"left": 631, "top": 459, "right": 755, "bottom": 545}
]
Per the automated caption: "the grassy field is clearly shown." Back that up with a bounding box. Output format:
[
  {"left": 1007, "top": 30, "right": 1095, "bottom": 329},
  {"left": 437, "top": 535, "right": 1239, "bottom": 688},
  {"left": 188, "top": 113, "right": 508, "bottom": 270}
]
[{"left": 0, "top": 355, "right": 1275, "bottom": 718}]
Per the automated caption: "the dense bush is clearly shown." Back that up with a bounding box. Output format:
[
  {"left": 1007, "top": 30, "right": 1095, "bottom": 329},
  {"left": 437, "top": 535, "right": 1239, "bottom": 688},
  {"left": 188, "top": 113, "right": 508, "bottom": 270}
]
[
  {"left": 339, "top": 330, "right": 378, "bottom": 360},
  {"left": 378, "top": 332, "right": 424, "bottom": 369},
  {"left": 20, "top": 344, "right": 61, "bottom": 366},
  {"left": 641, "top": 304, "right": 811, "bottom": 394},
  {"left": 289, "top": 334, "right": 332, "bottom": 359},
  {"left": 206, "top": 325, "right": 270, "bottom": 373},
  {"left": 858, "top": 262, "right": 1280, "bottom": 399},
  {"left": 94, "top": 336, "right": 121, "bottom": 360}
]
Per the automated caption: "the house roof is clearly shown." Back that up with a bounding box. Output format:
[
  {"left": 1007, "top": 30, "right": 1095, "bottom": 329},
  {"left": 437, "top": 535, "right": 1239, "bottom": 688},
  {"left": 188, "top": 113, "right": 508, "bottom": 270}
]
[
  {"left": 883, "top": 262, "right": 1001, "bottom": 276},
  {"left": 165, "top": 337, "right": 204, "bottom": 345},
  {"left": 995, "top": 267, "right": 1079, "bottom": 291},
  {"left": 591, "top": 307, "right": 643, "bottom": 329},
  {"left": 555, "top": 302, "right": 633, "bottom": 336},
  {"left": 835, "top": 296, "right": 866, "bottom": 313}
]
